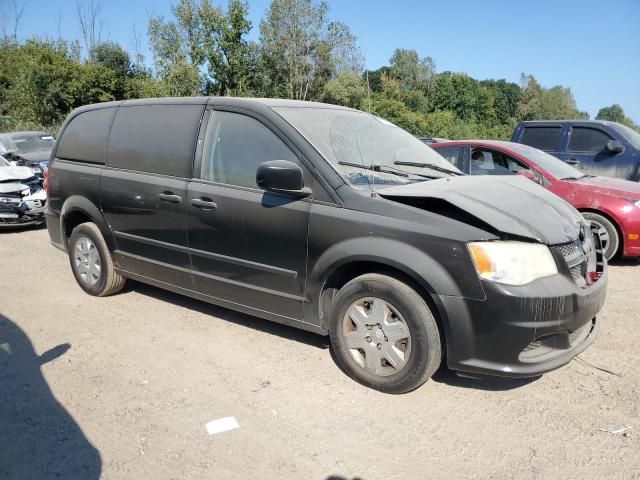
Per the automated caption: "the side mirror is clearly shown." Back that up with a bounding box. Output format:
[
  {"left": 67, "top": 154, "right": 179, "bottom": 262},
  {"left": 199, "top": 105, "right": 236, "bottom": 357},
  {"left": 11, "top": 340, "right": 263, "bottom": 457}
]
[
  {"left": 606, "top": 140, "right": 624, "bottom": 154},
  {"left": 256, "top": 160, "right": 311, "bottom": 198},
  {"left": 516, "top": 169, "right": 537, "bottom": 182}
]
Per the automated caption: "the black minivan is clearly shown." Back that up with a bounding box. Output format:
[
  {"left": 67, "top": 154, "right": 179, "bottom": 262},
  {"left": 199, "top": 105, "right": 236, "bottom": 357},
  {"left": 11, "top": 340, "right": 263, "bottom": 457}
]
[{"left": 46, "top": 97, "right": 607, "bottom": 393}]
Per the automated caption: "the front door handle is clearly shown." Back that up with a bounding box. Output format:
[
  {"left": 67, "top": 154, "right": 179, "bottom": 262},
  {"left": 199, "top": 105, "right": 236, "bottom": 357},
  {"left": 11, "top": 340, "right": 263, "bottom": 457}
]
[
  {"left": 158, "top": 193, "right": 182, "bottom": 203},
  {"left": 566, "top": 159, "right": 579, "bottom": 165},
  {"left": 191, "top": 198, "right": 218, "bottom": 210}
]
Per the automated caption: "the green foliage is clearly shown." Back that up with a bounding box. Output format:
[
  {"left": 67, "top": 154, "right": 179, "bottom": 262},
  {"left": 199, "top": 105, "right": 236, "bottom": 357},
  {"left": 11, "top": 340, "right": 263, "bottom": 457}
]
[
  {"left": 389, "top": 48, "right": 435, "bottom": 94},
  {"left": 259, "top": 0, "right": 362, "bottom": 100},
  {"left": 321, "top": 71, "right": 365, "bottom": 108},
  {"left": 517, "top": 74, "right": 585, "bottom": 121},
  {"left": 596, "top": 104, "right": 638, "bottom": 130}
]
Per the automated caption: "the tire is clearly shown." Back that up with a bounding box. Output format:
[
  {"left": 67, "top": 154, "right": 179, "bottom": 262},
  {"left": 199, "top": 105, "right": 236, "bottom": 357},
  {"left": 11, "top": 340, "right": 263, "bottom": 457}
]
[
  {"left": 68, "top": 222, "right": 126, "bottom": 297},
  {"left": 329, "top": 273, "right": 442, "bottom": 394},
  {"left": 582, "top": 212, "right": 620, "bottom": 261}
]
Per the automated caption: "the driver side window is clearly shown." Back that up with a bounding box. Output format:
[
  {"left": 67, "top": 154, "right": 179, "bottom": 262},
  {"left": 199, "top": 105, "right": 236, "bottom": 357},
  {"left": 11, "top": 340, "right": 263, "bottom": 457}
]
[
  {"left": 201, "top": 111, "right": 299, "bottom": 188},
  {"left": 469, "top": 149, "right": 513, "bottom": 175}
]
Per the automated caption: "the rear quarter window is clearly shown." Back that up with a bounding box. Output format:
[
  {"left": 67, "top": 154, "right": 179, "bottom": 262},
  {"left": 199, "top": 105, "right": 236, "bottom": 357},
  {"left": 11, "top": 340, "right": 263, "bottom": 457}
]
[
  {"left": 56, "top": 108, "right": 117, "bottom": 164},
  {"left": 107, "top": 104, "right": 204, "bottom": 177},
  {"left": 519, "top": 127, "right": 562, "bottom": 151}
]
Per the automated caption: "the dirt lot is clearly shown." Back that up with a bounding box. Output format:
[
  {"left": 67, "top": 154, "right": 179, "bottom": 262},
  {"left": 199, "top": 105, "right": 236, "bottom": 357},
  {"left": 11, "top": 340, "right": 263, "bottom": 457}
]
[{"left": 1, "top": 227, "right": 639, "bottom": 480}]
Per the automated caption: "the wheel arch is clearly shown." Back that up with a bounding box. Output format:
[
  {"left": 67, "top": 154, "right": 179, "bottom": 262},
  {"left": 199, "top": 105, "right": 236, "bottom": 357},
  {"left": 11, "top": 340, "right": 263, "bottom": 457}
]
[
  {"left": 309, "top": 237, "right": 478, "bottom": 345},
  {"left": 317, "top": 259, "right": 449, "bottom": 346},
  {"left": 60, "top": 196, "right": 116, "bottom": 253},
  {"left": 578, "top": 208, "right": 623, "bottom": 257}
]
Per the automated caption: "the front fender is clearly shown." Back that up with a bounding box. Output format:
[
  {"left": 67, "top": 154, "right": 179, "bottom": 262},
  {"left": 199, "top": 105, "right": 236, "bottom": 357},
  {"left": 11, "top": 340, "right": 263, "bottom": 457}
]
[
  {"left": 305, "top": 236, "right": 486, "bottom": 331},
  {"left": 59, "top": 195, "right": 116, "bottom": 252},
  {"left": 314, "top": 237, "right": 479, "bottom": 296}
]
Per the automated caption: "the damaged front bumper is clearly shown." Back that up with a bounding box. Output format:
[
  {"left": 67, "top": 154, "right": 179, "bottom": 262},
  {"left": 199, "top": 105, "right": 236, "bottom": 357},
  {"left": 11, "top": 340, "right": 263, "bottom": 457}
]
[
  {"left": 439, "top": 268, "right": 607, "bottom": 378},
  {"left": 440, "top": 228, "right": 608, "bottom": 378},
  {"left": 0, "top": 185, "right": 46, "bottom": 228}
]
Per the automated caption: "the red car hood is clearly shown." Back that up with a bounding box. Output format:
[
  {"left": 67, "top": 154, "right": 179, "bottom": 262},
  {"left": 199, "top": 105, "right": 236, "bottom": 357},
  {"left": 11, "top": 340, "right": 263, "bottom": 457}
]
[{"left": 573, "top": 176, "right": 640, "bottom": 200}]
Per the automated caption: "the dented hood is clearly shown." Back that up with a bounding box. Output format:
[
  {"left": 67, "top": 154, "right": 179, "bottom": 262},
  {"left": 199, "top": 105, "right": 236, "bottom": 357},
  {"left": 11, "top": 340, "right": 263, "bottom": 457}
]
[
  {"left": 378, "top": 176, "right": 584, "bottom": 245},
  {"left": 0, "top": 165, "right": 36, "bottom": 182}
]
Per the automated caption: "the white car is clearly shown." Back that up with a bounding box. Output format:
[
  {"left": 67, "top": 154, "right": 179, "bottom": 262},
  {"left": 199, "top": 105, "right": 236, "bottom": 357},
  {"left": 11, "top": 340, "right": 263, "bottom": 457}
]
[{"left": 0, "top": 155, "right": 47, "bottom": 228}]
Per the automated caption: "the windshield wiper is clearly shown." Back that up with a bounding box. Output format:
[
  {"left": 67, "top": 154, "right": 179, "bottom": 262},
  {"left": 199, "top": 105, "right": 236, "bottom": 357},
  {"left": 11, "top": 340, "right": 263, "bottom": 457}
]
[
  {"left": 393, "top": 161, "right": 464, "bottom": 176},
  {"left": 337, "top": 161, "right": 432, "bottom": 179},
  {"left": 560, "top": 175, "right": 587, "bottom": 181}
]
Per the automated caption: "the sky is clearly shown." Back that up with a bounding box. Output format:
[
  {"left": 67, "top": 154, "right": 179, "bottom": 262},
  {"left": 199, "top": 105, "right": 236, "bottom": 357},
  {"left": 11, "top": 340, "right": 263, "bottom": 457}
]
[{"left": 4, "top": 0, "right": 640, "bottom": 123}]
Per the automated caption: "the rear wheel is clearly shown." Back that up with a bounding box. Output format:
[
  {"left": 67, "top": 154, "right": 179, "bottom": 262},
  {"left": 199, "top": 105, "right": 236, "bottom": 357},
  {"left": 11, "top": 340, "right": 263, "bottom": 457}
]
[
  {"left": 68, "top": 222, "right": 126, "bottom": 296},
  {"left": 582, "top": 212, "right": 620, "bottom": 261},
  {"left": 329, "top": 273, "right": 442, "bottom": 394}
]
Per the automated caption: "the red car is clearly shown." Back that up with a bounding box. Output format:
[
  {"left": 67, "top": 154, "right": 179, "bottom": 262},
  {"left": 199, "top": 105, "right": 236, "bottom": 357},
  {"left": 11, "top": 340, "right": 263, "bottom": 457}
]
[{"left": 430, "top": 140, "right": 640, "bottom": 260}]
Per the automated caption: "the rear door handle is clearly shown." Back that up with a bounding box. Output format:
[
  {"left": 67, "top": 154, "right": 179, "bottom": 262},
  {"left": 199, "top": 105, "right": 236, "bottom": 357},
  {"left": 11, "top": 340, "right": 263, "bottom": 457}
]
[
  {"left": 158, "top": 193, "right": 182, "bottom": 203},
  {"left": 191, "top": 198, "right": 218, "bottom": 210},
  {"left": 566, "top": 159, "right": 579, "bottom": 165}
]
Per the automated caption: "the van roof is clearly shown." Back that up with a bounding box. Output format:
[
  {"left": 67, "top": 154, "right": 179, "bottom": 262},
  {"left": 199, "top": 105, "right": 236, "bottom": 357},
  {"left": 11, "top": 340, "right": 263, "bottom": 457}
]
[{"left": 70, "top": 97, "right": 357, "bottom": 114}]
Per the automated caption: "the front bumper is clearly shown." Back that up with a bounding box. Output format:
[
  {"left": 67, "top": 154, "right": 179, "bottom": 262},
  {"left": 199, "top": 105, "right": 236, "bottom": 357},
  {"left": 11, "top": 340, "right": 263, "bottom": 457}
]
[
  {"left": 438, "top": 266, "right": 608, "bottom": 378},
  {"left": 622, "top": 215, "right": 640, "bottom": 257},
  {"left": 0, "top": 200, "right": 45, "bottom": 227}
]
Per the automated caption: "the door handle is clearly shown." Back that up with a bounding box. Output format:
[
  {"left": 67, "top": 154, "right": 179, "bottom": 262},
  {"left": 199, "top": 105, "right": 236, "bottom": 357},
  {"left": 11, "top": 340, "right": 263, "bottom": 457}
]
[
  {"left": 565, "top": 159, "right": 579, "bottom": 165},
  {"left": 158, "top": 193, "right": 182, "bottom": 203},
  {"left": 191, "top": 198, "right": 218, "bottom": 210}
]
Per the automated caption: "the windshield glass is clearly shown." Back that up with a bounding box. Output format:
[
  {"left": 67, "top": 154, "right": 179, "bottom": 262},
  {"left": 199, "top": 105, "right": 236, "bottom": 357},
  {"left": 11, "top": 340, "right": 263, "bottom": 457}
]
[
  {"left": 610, "top": 123, "right": 640, "bottom": 149},
  {"left": 273, "top": 107, "right": 462, "bottom": 188},
  {"left": 506, "top": 142, "right": 586, "bottom": 179},
  {"left": 0, "top": 133, "right": 55, "bottom": 154}
]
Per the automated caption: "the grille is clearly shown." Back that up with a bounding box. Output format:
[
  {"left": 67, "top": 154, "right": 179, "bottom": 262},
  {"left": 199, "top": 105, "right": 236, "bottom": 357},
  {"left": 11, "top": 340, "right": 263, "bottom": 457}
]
[
  {"left": 569, "top": 264, "right": 584, "bottom": 280},
  {"left": 556, "top": 242, "right": 579, "bottom": 259},
  {"left": 552, "top": 224, "right": 603, "bottom": 287}
]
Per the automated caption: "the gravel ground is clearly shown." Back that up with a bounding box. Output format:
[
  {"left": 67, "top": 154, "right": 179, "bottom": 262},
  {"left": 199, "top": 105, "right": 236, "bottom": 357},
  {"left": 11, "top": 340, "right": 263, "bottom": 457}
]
[{"left": 1, "top": 227, "right": 639, "bottom": 480}]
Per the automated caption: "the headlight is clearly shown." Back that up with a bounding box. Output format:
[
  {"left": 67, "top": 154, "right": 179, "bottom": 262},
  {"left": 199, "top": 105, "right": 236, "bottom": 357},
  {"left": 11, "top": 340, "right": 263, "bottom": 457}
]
[{"left": 468, "top": 241, "right": 558, "bottom": 286}]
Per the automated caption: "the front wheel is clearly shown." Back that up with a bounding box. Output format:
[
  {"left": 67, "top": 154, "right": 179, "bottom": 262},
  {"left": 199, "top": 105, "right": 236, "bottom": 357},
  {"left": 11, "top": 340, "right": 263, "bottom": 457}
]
[
  {"left": 582, "top": 212, "right": 620, "bottom": 261},
  {"left": 329, "top": 273, "right": 442, "bottom": 394},
  {"left": 68, "top": 222, "right": 126, "bottom": 296}
]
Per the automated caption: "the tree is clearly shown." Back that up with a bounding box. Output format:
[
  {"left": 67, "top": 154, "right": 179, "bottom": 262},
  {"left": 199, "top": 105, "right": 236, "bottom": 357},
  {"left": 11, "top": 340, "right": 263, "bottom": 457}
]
[
  {"left": 77, "top": 0, "right": 104, "bottom": 56},
  {"left": 147, "top": 0, "right": 206, "bottom": 96},
  {"left": 480, "top": 79, "right": 521, "bottom": 124},
  {"left": 259, "top": 0, "right": 362, "bottom": 100},
  {"left": 517, "top": 73, "right": 584, "bottom": 121},
  {"left": 4, "top": 40, "right": 81, "bottom": 128},
  {"left": 596, "top": 104, "right": 636, "bottom": 127},
  {"left": 91, "top": 42, "right": 130, "bottom": 78},
  {"left": 431, "top": 72, "right": 490, "bottom": 122},
  {"left": 321, "top": 71, "right": 365, "bottom": 108},
  {"left": 2, "top": 0, "right": 28, "bottom": 42},
  {"left": 388, "top": 48, "right": 435, "bottom": 94},
  {"left": 200, "top": 0, "right": 253, "bottom": 95}
]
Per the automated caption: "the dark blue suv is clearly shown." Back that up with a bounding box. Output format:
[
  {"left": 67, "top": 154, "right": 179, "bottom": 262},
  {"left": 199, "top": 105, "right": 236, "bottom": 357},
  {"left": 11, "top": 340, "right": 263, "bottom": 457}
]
[{"left": 511, "top": 120, "right": 640, "bottom": 181}]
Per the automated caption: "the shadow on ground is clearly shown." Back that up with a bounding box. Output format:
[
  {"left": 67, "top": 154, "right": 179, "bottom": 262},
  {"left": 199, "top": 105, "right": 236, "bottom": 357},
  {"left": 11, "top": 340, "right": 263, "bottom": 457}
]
[
  {"left": 432, "top": 367, "right": 540, "bottom": 391},
  {"left": 608, "top": 257, "right": 640, "bottom": 267},
  {"left": 0, "top": 314, "right": 101, "bottom": 480},
  {"left": 129, "top": 280, "right": 330, "bottom": 350},
  {"left": 130, "top": 281, "right": 539, "bottom": 393}
]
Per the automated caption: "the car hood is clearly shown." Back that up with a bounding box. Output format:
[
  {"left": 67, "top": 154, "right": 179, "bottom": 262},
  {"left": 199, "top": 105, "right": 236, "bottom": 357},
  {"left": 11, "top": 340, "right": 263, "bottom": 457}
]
[
  {"left": 12, "top": 150, "right": 51, "bottom": 164},
  {"left": 377, "top": 176, "right": 584, "bottom": 245},
  {"left": 572, "top": 175, "right": 640, "bottom": 200},
  {"left": 0, "top": 166, "right": 37, "bottom": 181}
]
